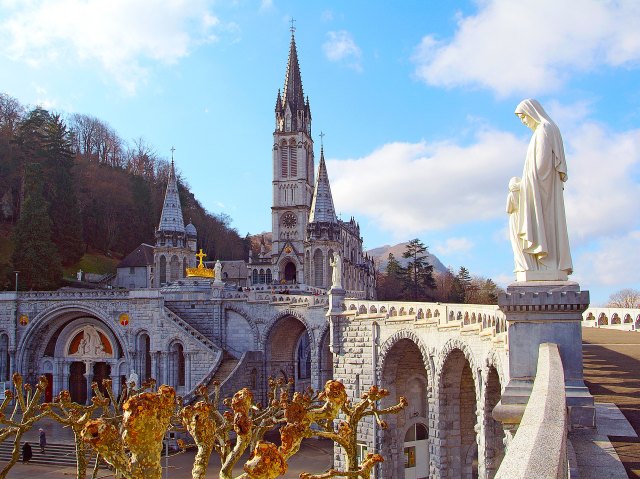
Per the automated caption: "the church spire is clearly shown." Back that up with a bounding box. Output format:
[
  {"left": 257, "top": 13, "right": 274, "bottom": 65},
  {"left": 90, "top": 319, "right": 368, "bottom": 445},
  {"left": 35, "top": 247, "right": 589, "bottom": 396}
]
[
  {"left": 158, "top": 149, "right": 185, "bottom": 233},
  {"left": 282, "top": 28, "right": 305, "bottom": 116},
  {"left": 309, "top": 137, "right": 337, "bottom": 224}
]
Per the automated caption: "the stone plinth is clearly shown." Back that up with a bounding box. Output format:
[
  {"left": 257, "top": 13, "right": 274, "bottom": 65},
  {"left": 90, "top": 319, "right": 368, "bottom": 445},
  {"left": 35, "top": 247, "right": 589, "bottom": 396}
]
[{"left": 495, "top": 281, "right": 595, "bottom": 429}]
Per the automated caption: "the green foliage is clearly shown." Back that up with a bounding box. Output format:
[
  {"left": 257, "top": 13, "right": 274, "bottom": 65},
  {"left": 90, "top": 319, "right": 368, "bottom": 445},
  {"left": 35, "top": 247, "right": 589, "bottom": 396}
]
[
  {"left": 376, "top": 253, "right": 405, "bottom": 300},
  {"left": 11, "top": 163, "right": 62, "bottom": 290},
  {"left": 401, "top": 238, "right": 436, "bottom": 301}
]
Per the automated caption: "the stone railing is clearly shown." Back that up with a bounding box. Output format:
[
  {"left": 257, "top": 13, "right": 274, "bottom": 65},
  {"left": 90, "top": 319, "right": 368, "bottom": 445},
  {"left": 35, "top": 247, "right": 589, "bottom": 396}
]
[
  {"left": 582, "top": 307, "right": 640, "bottom": 331},
  {"left": 342, "top": 299, "right": 508, "bottom": 335},
  {"left": 8, "top": 289, "right": 131, "bottom": 300},
  {"left": 495, "top": 343, "right": 567, "bottom": 479}
]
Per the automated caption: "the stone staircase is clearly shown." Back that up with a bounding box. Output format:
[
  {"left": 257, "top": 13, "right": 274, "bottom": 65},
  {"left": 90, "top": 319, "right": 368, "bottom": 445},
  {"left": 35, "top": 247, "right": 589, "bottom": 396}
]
[
  {"left": 0, "top": 441, "right": 102, "bottom": 468},
  {"left": 163, "top": 306, "right": 219, "bottom": 353},
  {"left": 208, "top": 354, "right": 240, "bottom": 393}
]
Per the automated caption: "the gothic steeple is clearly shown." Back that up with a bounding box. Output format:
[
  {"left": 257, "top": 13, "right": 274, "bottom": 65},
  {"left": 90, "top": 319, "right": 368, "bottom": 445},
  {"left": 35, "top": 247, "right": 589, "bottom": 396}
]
[
  {"left": 309, "top": 145, "right": 337, "bottom": 224},
  {"left": 158, "top": 157, "right": 185, "bottom": 234},
  {"left": 276, "top": 29, "right": 311, "bottom": 134}
]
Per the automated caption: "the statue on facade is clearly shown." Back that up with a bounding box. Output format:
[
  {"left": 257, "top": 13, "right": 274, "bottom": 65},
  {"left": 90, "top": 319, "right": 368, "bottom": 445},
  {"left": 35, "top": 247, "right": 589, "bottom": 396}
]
[
  {"left": 214, "top": 260, "right": 223, "bottom": 283},
  {"left": 330, "top": 252, "right": 343, "bottom": 289},
  {"left": 510, "top": 99, "right": 573, "bottom": 280}
]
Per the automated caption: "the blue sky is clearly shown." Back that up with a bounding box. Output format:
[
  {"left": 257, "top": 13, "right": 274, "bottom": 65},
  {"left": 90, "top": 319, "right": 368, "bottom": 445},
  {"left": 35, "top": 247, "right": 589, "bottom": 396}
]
[{"left": 1, "top": 0, "right": 640, "bottom": 305}]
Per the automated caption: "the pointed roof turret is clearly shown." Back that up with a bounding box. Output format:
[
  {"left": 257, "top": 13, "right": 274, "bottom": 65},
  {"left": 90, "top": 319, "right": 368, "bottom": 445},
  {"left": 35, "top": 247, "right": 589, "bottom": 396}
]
[
  {"left": 275, "top": 89, "right": 283, "bottom": 112},
  {"left": 158, "top": 156, "right": 185, "bottom": 233},
  {"left": 282, "top": 32, "right": 305, "bottom": 113},
  {"left": 309, "top": 144, "right": 337, "bottom": 223}
]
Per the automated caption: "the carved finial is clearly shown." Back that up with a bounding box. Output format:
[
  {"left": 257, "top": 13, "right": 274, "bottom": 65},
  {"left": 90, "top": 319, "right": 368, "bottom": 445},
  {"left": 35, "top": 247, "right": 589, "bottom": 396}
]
[
  {"left": 289, "top": 17, "right": 296, "bottom": 35},
  {"left": 319, "top": 131, "right": 325, "bottom": 152}
]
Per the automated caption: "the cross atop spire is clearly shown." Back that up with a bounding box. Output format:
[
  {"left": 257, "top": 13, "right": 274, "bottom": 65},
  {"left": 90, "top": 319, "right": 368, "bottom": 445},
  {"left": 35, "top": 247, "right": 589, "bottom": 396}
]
[
  {"left": 319, "top": 131, "right": 325, "bottom": 149},
  {"left": 289, "top": 17, "right": 296, "bottom": 35}
]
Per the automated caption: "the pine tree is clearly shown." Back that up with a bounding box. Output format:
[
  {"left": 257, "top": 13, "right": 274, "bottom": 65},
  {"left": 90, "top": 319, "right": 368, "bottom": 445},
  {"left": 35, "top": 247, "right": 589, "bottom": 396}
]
[
  {"left": 45, "top": 114, "right": 83, "bottom": 265},
  {"left": 11, "top": 163, "right": 62, "bottom": 290},
  {"left": 452, "top": 266, "right": 472, "bottom": 303},
  {"left": 402, "top": 239, "right": 436, "bottom": 301}
]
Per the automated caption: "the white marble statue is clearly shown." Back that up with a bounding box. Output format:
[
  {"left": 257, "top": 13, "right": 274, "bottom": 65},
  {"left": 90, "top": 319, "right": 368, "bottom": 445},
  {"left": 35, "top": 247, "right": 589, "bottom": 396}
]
[
  {"left": 330, "top": 252, "right": 343, "bottom": 289},
  {"left": 128, "top": 371, "right": 139, "bottom": 388},
  {"left": 214, "top": 260, "right": 223, "bottom": 283},
  {"left": 513, "top": 99, "right": 573, "bottom": 280}
]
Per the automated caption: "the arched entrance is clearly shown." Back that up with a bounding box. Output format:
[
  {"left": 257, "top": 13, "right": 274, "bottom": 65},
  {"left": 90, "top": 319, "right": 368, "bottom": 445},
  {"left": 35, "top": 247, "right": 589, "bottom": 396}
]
[
  {"left": 265, "top": 316, "right": 312, "bottom": 394},
  {"left": 284, "top": 262, "right": 296, "bottom": 282},
  {"left": 438, "top": 349, "right": 478, "bottom": 479},
  {"left": 380, "top": 337, "right": 429, "bottom": 478},
  {"left": 18, "top": 310, "right": 126, "bottom": 405}
]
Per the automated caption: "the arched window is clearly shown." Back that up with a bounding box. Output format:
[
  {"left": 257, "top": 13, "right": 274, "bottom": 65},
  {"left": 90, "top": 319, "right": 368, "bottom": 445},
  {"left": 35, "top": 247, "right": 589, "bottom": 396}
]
[
  {"left": 252, "top": 269, "right": 258, "bottom": 284},
  {"left": 169, "top": 255, "right": 180, "bottom": 282},
  {"left": 281, "top": 143, "right": 289, "bottom": 178},
  {"left": 266, "top": 269, "right": 272, "bottom": 284},
  {"left": 258, "top": 269, "right": 265, "bottom": 284},
  {"left": 138, "top": 333, "right": 151, "bottom": 382},
  {"left": 313, "top": 249, "right": 323, "bottom": 287},
  {"left": 289, "top": 145, "right": 297, "bottom": 177},
  {"left": 159, "top": 256, "right": 167, "bottom": 285},
  {"left": 297, "top": 334, "right": 311, "bottom": 380},
  {"left": 171, "top": 342, "right": 185, "bottom": 387}
]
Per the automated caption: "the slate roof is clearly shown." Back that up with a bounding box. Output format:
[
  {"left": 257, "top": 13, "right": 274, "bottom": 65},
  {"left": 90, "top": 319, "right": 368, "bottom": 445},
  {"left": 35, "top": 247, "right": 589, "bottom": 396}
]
[
  {"left": 158, "top": 161, "right": 185, "bottom": 233},
  {"left": 117, "top": 243, "right": 154, "bottom": 268},
  {"left": 309, "top": 147, "right": 337, "bottom": 223}
]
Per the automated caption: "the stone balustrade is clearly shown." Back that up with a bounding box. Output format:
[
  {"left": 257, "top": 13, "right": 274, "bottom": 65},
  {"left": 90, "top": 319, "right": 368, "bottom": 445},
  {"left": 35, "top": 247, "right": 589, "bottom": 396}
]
[
  {"left": 342, "top": 299, "right": 508, "bottom": 335},
  {"left": 495, "top": 342, "right": 568, "bottom": 479},
  {"left": 582, "top": 306, "right": 640, "bottom": 330}
]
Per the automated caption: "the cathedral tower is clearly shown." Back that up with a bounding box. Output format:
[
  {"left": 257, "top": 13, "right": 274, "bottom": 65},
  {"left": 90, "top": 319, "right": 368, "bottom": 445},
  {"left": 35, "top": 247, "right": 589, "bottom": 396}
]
[{"left": 271, "top": 30, "right": 314, "bottom": 283}]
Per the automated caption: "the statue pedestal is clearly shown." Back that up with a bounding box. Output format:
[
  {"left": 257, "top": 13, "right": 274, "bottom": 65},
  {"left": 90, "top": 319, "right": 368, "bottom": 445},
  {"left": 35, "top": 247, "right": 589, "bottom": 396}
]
[
  {"left": 494, "top": 281, "right": 595, "bottom": 429},
  {"left": 516, "top": 270, "right": 569, "bottom": 281}
]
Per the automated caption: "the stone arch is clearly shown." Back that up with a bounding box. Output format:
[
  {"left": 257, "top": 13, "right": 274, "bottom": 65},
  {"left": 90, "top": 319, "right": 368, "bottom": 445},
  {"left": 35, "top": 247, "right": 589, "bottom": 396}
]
[
  {"left": 598, "top": 313, "right": 608, "bottom": 325},
  {"left": 378, "top": 330, "right": 433, "bottom": 478},
  {"left": 264, "top": 312, "right": 314, "bottom": 393},
  {"left": 624, "top": 314, "right": 633, "bottom": 324},
  {"left": 168, "top": 339, "right": 186, "bottom": 390},
  {"left": 17, "top": 303, "right": 129, "bottom": 375},
  {"left": 389, "top": 307, "right": 397, "bottom": 317},
  {"left": 611, "top": 313, "right": 621, "bottom": 325},
  {"left": 417, "top": 308, "right": 424, "bottom": 319},
  {"left": 135, "top": 330, "right": 152, "bottom": 382},
  {"left": 436, "top": 340, "right": 480, "bottom": 479},
  {"left": 358, "top": 305, "right": 367, "bottom": 314},
  {"left": 369, "top": 305, "right": 377, "bottom": 314},
  {"left": 169, "top": 255, "right": 180, "bottom": 282}
]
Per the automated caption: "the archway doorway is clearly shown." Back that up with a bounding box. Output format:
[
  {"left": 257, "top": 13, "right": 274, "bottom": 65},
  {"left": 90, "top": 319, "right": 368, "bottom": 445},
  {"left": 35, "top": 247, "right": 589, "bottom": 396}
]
[
  {"left": 284, "top": 262, "right": 296, "bottom": 282},
  {"left": 265, "top": 316, "right": 311, "bottom": 394},
  {"left": 69, "top": 362, "right": 87, "bottom": 404},
  {"left": 380, "top": 338, "right": 429, "bottom": 478}
]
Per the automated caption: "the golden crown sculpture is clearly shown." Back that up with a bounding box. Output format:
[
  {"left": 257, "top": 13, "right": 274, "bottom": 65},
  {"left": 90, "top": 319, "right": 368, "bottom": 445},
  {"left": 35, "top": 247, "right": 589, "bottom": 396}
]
[{"left": 186, "top": 249, "right": 215, "bottom": 278}]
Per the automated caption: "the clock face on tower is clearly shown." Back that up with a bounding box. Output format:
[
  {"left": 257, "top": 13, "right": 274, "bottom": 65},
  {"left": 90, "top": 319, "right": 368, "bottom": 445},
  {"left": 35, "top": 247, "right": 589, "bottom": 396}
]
[{"left": 282, "top": 212, "right": 297, "bottom": 229}]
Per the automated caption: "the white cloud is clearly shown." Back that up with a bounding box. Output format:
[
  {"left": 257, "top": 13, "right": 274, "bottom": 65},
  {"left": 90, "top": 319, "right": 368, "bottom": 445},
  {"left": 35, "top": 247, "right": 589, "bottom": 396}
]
[
  {"left": 327, "top": 129, "right": 524, "bottom": 235},
  {"left": 259, "top": 0, "right": 273, "bottom": 11},
  {"left": 323, "top": 30, "right": 362, "bottom": 71},
  {"left": 412, "top": 0, "right": 640, "bottom": 96},
  {"left": 327, "top": 121, "right": 640, "bottom": 244},
  {"left": 0, "top": 0, "right": 223, "bottom": 93},
  {"left": 435, "top": 237, "right": 474, "bottom": 256},
  {"left": 575, "top": 231, "right": 640, "bottom": 288}
]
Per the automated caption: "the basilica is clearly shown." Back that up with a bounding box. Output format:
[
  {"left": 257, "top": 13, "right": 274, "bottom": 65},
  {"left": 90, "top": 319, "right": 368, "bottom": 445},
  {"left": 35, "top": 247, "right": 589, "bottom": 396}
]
[{"left": 114, "top": 31, "right": 376, "bottom": 298}]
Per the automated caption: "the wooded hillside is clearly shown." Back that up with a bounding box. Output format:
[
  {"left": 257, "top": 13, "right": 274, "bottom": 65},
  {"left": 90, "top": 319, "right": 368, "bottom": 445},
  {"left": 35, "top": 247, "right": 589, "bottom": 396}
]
[{"left": 0, "top": 93, "right": 249, "bottom": 290}]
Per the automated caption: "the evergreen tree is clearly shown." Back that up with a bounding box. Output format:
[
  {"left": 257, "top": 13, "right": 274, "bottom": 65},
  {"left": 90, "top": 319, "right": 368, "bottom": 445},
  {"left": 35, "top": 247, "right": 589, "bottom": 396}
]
[
  {"left": 377, "top": 253, "right": 405, "bottom": 300},
  {"left": 452, "top": 266, "right": 473, "bottom": 303},
  {"left": 402, "top": 238, "right": 436, "bottom": 301},
  {"left": 45, "top": 114, "right": 83, "bottom": 265},
  {"left": 11, "top": 163, "right": 62, "bottom": 290}
]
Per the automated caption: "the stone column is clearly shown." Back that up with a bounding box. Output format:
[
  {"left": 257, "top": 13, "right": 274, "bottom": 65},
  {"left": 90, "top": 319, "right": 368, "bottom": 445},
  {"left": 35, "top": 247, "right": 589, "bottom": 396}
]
[
  {"left": 327, "top": 286, "right": 345, "bottom": 354},
  {"left": 151, "top": 352, "right": 159, "bottom": 383},
  {"left": 494, "top": 281, "right": 594, "bottom": 429},
  {"left": 185, "top": 352, "right": 192, "bottom": 391},
  {"left": 62, "top": 362, "right": 70, "bottom": 394},
  {"left": 161, "top": 352, "right": 169, "bottom": 386},
  {"left": 84, "top": 361, "right": 93, "bottom": 405}
]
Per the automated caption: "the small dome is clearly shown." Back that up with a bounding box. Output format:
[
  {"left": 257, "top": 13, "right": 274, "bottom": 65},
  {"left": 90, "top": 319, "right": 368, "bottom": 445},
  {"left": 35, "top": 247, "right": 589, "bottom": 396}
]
[{"left": 185, "top": 222, "right": 197, "bottom": 236}]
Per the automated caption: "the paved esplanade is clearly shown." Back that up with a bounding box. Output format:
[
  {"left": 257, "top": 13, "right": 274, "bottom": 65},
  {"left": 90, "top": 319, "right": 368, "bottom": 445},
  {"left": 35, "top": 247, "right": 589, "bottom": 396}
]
[{"left": 582, "top": 328, "right": 640, "bottom": 479}]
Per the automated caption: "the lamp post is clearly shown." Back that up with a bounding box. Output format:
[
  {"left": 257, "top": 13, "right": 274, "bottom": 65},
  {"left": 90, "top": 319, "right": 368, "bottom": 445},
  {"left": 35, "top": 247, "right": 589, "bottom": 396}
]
[{"left": 14, "top": 271, "right": 19, "bottom": 293}]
